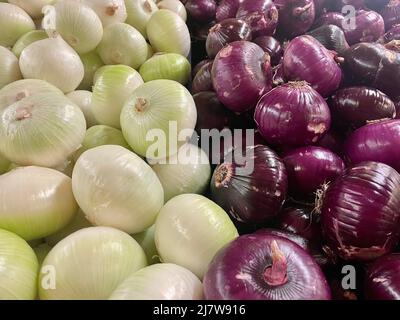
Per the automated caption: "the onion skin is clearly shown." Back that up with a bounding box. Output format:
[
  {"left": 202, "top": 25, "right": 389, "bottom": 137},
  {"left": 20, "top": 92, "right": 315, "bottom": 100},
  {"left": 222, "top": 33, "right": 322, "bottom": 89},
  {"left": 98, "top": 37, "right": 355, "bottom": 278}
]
[
  {"left": 321, "top": 161, "right": 400, "bottom": 262},
  {"left": 314, "top": 12, "right": 345, "bottom": 29},
  {"left": 313, "top": 0, "right": 330, "bottom": 16},
  {"left": 185, "top": 0, "right": 216, "bottom": 23},
  {"left": 253, "top": 36, "right": 282, "bottom": 65},
  {"left": 210, "top": 145, "right": 288, "bottom": 224},
  {"left": 283, "top": 36, "right": 342, "bottom": 97},
  {"left": 254, "top": 82, "right": 331, "bottom": 148},
  {"left": 380, "top": 24, "right": 400, "bottom": 43},
  {"left": 203, "top": 233, "right": 331, "bottom": 300},
  {"left": 216, "top": 0, "right": 243, "bottom": 21},
  {"left": 192, "top": 59, "right": 212, "bottom": 77},
  {"left": 364, "top": 254, "right": 400, "bottom": 300},
  {"left": 365, "top": 0, "right": 390, "bottom": 11},
  {"left": 212, "top": 40, "right": 272, "bottom": 113},
  {"left": 0, "top": 46, "right": 22, "bottom": 90},
  {"left": 192, "top": 60, "right": 213, "bottom": 94},
  {"left": 307, "top": 25, "right": 349, "bottom": 55},
  {"left": 344, "top": 10, "right": 385, "bottom": 45},
  {"left": 157, "top": 0, "right": 187, "bottom": 22},
  {"left": 381, "top": 0, "right": 400, "bottom": 30}
]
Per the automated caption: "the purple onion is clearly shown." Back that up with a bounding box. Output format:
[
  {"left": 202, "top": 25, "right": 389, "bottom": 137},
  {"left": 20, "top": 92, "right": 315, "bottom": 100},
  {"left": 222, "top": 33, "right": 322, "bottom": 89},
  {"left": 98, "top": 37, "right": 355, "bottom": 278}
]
[
  {"left": 321, "top": 161, "right": 400, "bottom": 262},
  {"left": 185, "top": 0, "right": 216, "bottom": 23},
  {"left": 314, "top": 0, "right": 330, "bottom": 16},
  {"left": 344, "top": 10, "right": 385, "bottom": 45},
  {"left": 203, "top": 233, "right": 331, "bottom": 300},
  {"left": 307, "top": 25, "right": 350, "bottom": 55},
  {"left": 256, "top": 228, "right": 310, "bottom": 250},
  {"left": 314, "top": 12, "right": 346, "bottom": 29},
  {"left": 365, "top": 254, "right": 400, "bottom": 300},
  {"left": 380, "top": 24, "right": 400, "bottom": 43},
  {"left": 365, "top": 0, "right": 390, "bottom": 11},
  {"left": 253, "top": 36, "right": 283, "bottom": 65},
  {"left": 216, "top": 0, "right": 243, "bottom": 21},
  {"left": 332, "top": 0, "right": 365, "bottom": 11},
  {"left": 254, "top": 82, "right": 331, "bottom": 148},
  {"left": 210, "top": 145, "right": 288, "bottom": 224},
  {"left": 315, "top": 130, "right": 344, "bottom": 156},
  {"left": 192, "top": 59, "right": 212, "bottom": 77},
  {"left": 192, "top": 60, "right": 213, "bottom": 94},
  {"left": 381, "top": 0, "right": 400, "bottom": 30},
  {"left": 212, "top": 40, "right": 272, "bottom": 113},
  {"left": 206, "top": 18, "right": 252, "bottom": 58},
  {"left": 283, "top": 35, "right": 342, "bottom": 97}
]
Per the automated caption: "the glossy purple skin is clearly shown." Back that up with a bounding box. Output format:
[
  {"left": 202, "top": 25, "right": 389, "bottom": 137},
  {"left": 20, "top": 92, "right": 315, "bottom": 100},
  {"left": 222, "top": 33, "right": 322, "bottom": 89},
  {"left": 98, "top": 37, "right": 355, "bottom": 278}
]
[
  {"left": 365, "top": 0, "right": 390, "bottom": 11},
  {"left": 206, "top": 18, "right": 252, "bottom": 58},
  {"left": 192, "top": 61, "right": 213, "bottom": 94},
  {"left": 344, "top": 120, "right": 400, "bottom": 173},
  {"left": 315, "top": 130, "right": 344, "bottom": 156},
  {"left": 253, "top": 36, "right": 282, "bottom": 65},
  {"left": 307, "top": 25, "right": 350, "bottom": 55},
  {"left": 380, "top": 24, "right": 400, "bottom": 43},
  {"left": 344, "top": 10, "right": 385, "bottom": 45},
  {"left": 283, "top": 36, "right": 342, "bottom": 97},
  {"left": 255, "top": 228, "right": 309, "bottom": 250},
  {"left": 254, "top": 82, "right": 331, "bottom": 148},
  {"left": 210, "top": 145, "right": 288, "bottom": 224},
  {"left": 283, "top": 146, "right": 345, "bottom": 197},
  {"left": 381, "top": 0, "right": 400, "bottom": 30},
  {"left": 365, "top": 254, "right": 400, "bottom": 300},
  {"left": 216, "top": 0, "right": 243, "bottom": 21},
  {"left": 185, "top": 0, "right": 216, "bottom": 23},
  {"left": 203, "top": 233, "right": 331, "bottom": 300},
  {"left": 212, "top": 41, "right": 272, "bottom": 113},
  {"left": 321, "top": 161, "right": 400, "bottom": 262},
  {"left": 275, "top": 0, "right": 316, "bottom": 38},
  {"left": 329, "top": 86, "right": 396, "bottom": 128},
  {"left": 314, "top": 12, "right": 345, "bottom": 29},
  {"left": 192, "top": 59, "right": 212, "bottom": 77}
]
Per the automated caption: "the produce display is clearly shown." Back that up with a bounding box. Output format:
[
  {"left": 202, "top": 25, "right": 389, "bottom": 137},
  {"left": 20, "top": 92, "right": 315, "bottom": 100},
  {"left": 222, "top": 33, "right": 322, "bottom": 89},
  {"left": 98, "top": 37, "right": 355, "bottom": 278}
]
[{"left": 0, "top": 0, "right": 400, "bottom": 302}]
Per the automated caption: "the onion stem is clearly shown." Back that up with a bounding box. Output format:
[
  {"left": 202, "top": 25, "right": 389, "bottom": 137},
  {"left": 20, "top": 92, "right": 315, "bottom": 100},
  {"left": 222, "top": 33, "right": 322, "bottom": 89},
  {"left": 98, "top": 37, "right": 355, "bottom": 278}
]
[
  {"left": 263, "top": 241, "right": 288, "bottom": 286},
  {"left": 214, "top": 163, "right": 233, "bottom": 188},
  {"left": 292, "top": 3, "right": 313, "bottom": 17}
]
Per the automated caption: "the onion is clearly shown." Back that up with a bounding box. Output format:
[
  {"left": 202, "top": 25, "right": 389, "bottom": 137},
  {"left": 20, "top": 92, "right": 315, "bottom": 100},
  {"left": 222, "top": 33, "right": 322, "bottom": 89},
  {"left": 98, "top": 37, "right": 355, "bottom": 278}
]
[
  {"left": 0, "top": 153, "right": 10, "bottom": 175},
  {"left": 97, "top": 23, "right": 148, "bottom": 69},
  {"left": 0, "top": 166, "right": 78, "bottom": 241},
  {"left": 139, "top": 53, "right": 191, "bottom": 85},
  {"left": 210, "top": 145, "right": 288, "bottom": 224},
  {"left": 329, "top": 86, "right": 396, "bottom": 129},
  {"left": 39, "top": 226, "right": 147, "bottom": 300},
  {"left": 321, "top": 161, "right": 400, "bottom": 261},
  {"left": 19, "top": 36, "right": 84, "bottom": 93},
  {"left": 343, "top": 120, "right": 400, "bottom": 173},
  {"left": 91, "top": 65, "right": 143, "bottom": 129},
  {"left": 120, "top": 79, "right": 197, "bottom": 159},
  {"left": 77, "top": 51, "right": 104, "bottom": 90},
  {"left": 254, "top": 82, "right": 331, "bottom": 148},
  {"left": 212, "top": 41, "right": 272, "bottom": 113},
  {"left": 0, "top": 46, "right": 22, "bottom": 90},
  {"left": 364, "top": 254, "right": 400, "bottom": 300},
  {"left": 77, "top": 0, "right": 127, "bottom": 27},
  {"left": 185, "top": 0, "right": 216, "bottom": 23},
  {"left": 313, "top": 12, "right": 345, "bottom": 29},
  {"left": 344, "top": 10, "right": 385, "bottom": 45},
  {"left": 307, "top": 25, "right": 350, "bottom": 55},
  {"left": 72, "top": 145, "right": 164, "bottom": 234},
  {"left": 203, "top": 233, "right": 331, "bottom": 300},
  {"left": 313, "top": 0, "right": 329, "bottom": 16},
  {"left": 132, "top": 225, "right": 159, "bottom": 265},
  {"left": 216, "top": 0, "right": 243, "bottom": 21},
  {"left": 332, "top": 0, "right": 365, "bottom": 10},
  {"left": 315, "top": 129, "right": 344, "bottom": 156},
  {"left": 125, "top": 0, "right": 158, "bottom": 38},
  {"left": 109, "top": 263, "right": 202, "bottom": 300},
  {"left": 396, "top": 100, "right": 400, "bottom": 118},
  {"left": 283, "top": 35, "right": 342, "bottom": 97},
  {"left": 147, "top": 10, "right": 190, "bottom": 57},
  {"left": 192, "top": 60, "right": 213, "bottom": 94},
  {"left": 0, "top": 228, "right": 38, "bottom": 300},
  {"left": 275, "top": 0, "right": 316, "bottom": 38},
  {"left": 192, "top": 58, "right": 212, "bottom": 77},
  {"left": 12, "top": 30, "right": 48, "bottom": 58},
  {"left": 380, "top": 24, "right": 400, "bottom": 43},
  {"left": 0, "top": 3, "right": 35, "bottom": 47},
  {"left": 66, "top": 90, "right": 97, "bottom": 128},
  {"left": 8, "top": 0, "right": 54, "bottom": 19},
  {"left": 0, "top": 93, "right": 86, "bottom": 167},
  {"left": 381, "top": 0, "right": 400, "bottom": 30},
  {"left": 157, "top": 0, "right": 187, "bottom": 21},
  {"left": 253, "top": 36, "right": 282, "bottom": 65},
  {"left": 155, "top": 194, "right": 238, "bottom": 278}
]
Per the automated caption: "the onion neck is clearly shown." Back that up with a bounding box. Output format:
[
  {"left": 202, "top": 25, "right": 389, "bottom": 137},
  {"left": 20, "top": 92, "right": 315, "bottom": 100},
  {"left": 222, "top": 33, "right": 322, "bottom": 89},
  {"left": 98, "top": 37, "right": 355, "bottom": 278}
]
[
  {"left": 106, "top": 4, "right": 119, "bottom": 16},
  {"left": 263, "top": 241, "right": 288, "bottom": 287},
  {"left": 262, "top": 53, "right": 271, "bottom": 73},
  {"left": 15, "top": 105, "right": 33, "bottom": 121},
  {"left": 214, "top": 163, "right": 233, "bottom": 188},
  {"left": 144, "top": 1, "right": 155, "bottom": 13},
  {"left": 135, "top": 98, "right": 149, "bottom": 112},
  {"left": 293, "top": 3, "right": 313, "bottom": 18}
]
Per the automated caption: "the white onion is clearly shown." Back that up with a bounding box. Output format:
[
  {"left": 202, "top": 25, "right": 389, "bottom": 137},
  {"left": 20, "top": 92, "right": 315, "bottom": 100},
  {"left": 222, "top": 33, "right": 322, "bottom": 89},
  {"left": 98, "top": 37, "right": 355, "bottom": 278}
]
[
  {"left": 72, "top": 145, "right": 164, "bottom": 234},
  {"left": 12, "top": 30, "right": 48, "bottom": 58},
  {"left": 75, "top": 0, "right": 127, "bottom": 27},
  {"left": 39, "top": 226, "right": 147, "bottom": 300},
  {"left": 0, "top": 46, "right": 22, "bottom": 90},
  {"left": 91, "top": 65, "right": 143, "bottom": 128},
  {"left": 132, "top": 225, "right": 159, "bottom": 265},
  {"left": 78, "top": 51, "right": 104, "bottom": 90},
  {"left": 66, "top": 90, "right": 97, "bottom": 128},
  {"left": 146, "top": 43, "right": 154, "bottom": 60},
  {"left": 19, "top": 36, "right": 84, "bottom": 93},
  {"left": 0, "top": 228, "right": 38, "bottom": 300},
  {"left": 0, "top": 3, "right": 35, "bottom": 47},
  {"left": 147, "top": 9, "right": 190, "bottom": 57},
  {"left": 157, "top": 0, "right": 186, "bottom": 21},
  {"left": 0, "top": 166, "right": 78, "bottom": 241},
  {"left": 8, "top": 0, "right": 55, "bottom": 19},
  {"left": 125, "top": 0, "right": 158, "bottom": 38},
  {"left": 0, "top": 93, "right": 86, "bottom": 167},
  {"left": 109, "top": 263, "right": 202, "bottom": 300},
  {"left": 152, "top": 143, "right": 211, "bottom": 202},
  {"left": 155, "top": 194, "right": 238, "bottom": 279},
  {"left": 120, "top": 79, "right": 197, "bottom": 159},
  {"left": 97, "top": 23, "right": 148, "bottom": 69}
]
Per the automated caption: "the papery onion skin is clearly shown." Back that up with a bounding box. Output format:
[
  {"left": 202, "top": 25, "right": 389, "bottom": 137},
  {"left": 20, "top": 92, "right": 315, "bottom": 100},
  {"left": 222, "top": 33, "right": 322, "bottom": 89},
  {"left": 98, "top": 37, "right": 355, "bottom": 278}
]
[
  {"left": 0, "top": 166, "right": 78, "bottom": 241},
  {"left": 8, "top": 0, "right": 55, "bottom": 19},
  {"left": 254, "top": 82, "right": 331, "bottom": 148},
  {"left": 364, "top": 254, "right": 400, "bottom": 300},
  {"left": 203, "top": 233, "right": 331, "bottom": 300},
  {"left": 253, "top": 36, "right": 282, "bottom": 66},
  {"left": 0, "top": 46, "right": 22, "bottom": 90},
  {"left": 192, "top": 60, "right": 213, "bottom": 94},
  {"left": 110, "top": 263, "right": 202, "bottom": 300},
  {"left": 157, "top": 0, "right": 187, "bottom": 21},
  {"left": 12, "top": 30, "right": 48, "bottom": 58},
  {"left": 321, "top": 161, "right": 400, "bottom": 262},
  {"left": 155, "top": 194, "right": 238, "bottom": 279},
  {"left": 381, "top": 0, "right": 400, "bottom": 30},
  {"left": 283, "top": 35, "right": 342, "bottom": 97},
  {"left": 210, "top": 145, "right": 288, "bottom": 224},
  {"left": 185, "top": 0, "right": 216, "bottom": 23},
  {"left": 380, "top": 24, "right": 400, "bottom": 43},
  {"left": 66, "top": 90, "right": 97, "bottom": 128},
  {"left": 216, "top": 0, "right": 243, "bottom": 21},
  {"left": 212, "top": 41, "right": 272, "bottom": 113},
  {"left": 0, "top": 228, "right": 38, "bottom": 300},
  {"left": 344, "top": 10, "right": 385, "bottom": 45},
  {"left": 39, "top": 226, "right": 147, "bottom": 300},
  {"left": 306, "top": 25, "right": 350, "bottom": 55},
  {"left": 80, "top": 0, "right": 127, "bottom": 27},
  {"left": 132, "top": 225, "right": 160, "bottom": 265}
]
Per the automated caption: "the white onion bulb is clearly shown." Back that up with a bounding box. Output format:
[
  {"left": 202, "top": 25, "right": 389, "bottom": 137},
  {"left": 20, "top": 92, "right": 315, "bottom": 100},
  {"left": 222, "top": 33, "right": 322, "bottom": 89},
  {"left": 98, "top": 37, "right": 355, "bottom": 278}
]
[
  {"left": 19, "top": 36, "right": 84, "bottom": 93},
  {"left": 125, "top": 0, "right": 158, "bottom": 38},
  {"left": 8, "top": 0, "right": 55, "bottom": 19},
  {"left": 0, "top": 93, "right": 86, "bottom": 167},
  {"left": 12, "top": 30, "right": 48, "bottom": 58},
  {"left": 132, "top": 225, "right": 159, "bottom": 265},
  {"left": 0, "top": 228, "right": 38, "bottom": 300},
  {"left": 66, "top": 90, "right": 97, "bottom": 128},
  {"left": 157, "top": 0, "right": 187, "bottom": 21},
  {"left": 109, "top": 263, "right": 202, "bottom": 300},
  {"left": 72, "top": 145, "right": 164, "bottom": 234},
  {"left": 155, "top": 194, "right": 239, "bottom": 279},
  {"left": 77, "top": 51, "right": 104, "bottom": 90},
  {"left": 76, "top": 0, "right": 127, "bottom": 27},
  {"left": 0, "top": 46, "right": 22, "bottom": 90},
  {"left": 0, "top": 166, "right": 78, "bottom": 241},
  {"left": 39, "top": 226, "right": 147, "bottom": 300}
]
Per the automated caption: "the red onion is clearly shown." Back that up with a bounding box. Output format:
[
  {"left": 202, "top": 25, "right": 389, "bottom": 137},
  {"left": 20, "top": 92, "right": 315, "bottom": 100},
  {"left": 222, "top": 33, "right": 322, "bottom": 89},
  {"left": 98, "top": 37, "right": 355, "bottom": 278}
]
[
  {"left": 321, "top": 161, "right": 400, "bottom": 261},
  {"left": 307, "top": 25, "right": 350, "bottom": 55},
  {"left": 315, "top": 130, "right": 344, "bottom": 156},
  {"left": 332, "top": 0, "right": 365, "bottom": 11},
  {"left": 380, "top": 24, "right": 400, "bottom": 43},
  {"left": 275, "top": 0, "right": 316, "bottom": 38},
  {"left": 253, "top": 36, "right": 283, "bottom": 65},
  {"left": 365, "top": 0, "right": 390, "bottom": 11},
  {"left": 343, "top": 120, "right": 400, "bottom": 173},
  {"left": 216, "top": 0, "right": 243, "bottom": 22},
  {"left": 314, "top": 12, "right": 345, "bottom": 29},
  {"left": 203, "top": 233, "right": 331, "bottom": 300},
  {"left": 254, "top": 82, "right": 331, "bottom": 148},
  {"left": 192, "top": 60, "right": 213, "bottom": 94},
  {"left": 283, "top": 35, "right": 342, "bottom": 97},
  {"left": 211, "top": 40, "right": 272, "bottom": 113},
  {"left": 344, "top": 10, "right": 385, "bottom": 45},
  {"left": 192, "top": 59, "right": 212, "bottom": 77},
  {"left": 210, "top": 145, "right": 288, "bottom": 224},
  {"left": 314, "top": 0, "right": 330, "bottom": 16},
  {"left": 381, "top": 0, "right": 400, "bottom": 30},
  {"left": 185, "top": 0, "right": 216, "bottom": 23},
  {"left": 206, "top": 18, "right": 252, "bottom": 58},
  {"left": 272, "top": 63, "right": 285, "bottom": 87},
  {"left": 364, "top": 254, "right": 400, "bottom": 300}
]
